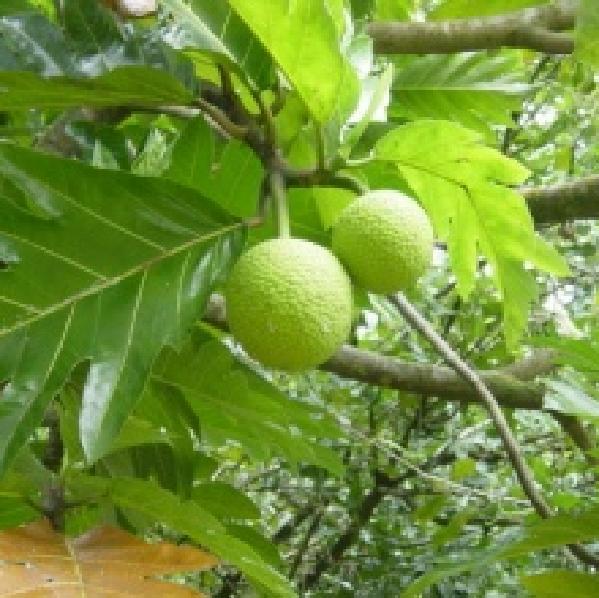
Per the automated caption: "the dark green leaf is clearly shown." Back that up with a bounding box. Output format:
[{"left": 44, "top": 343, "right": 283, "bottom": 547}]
[
  {"left": 167, "top": 117, "right": 263, "bottom": 218},
  {"left": 0, "top": 144, "right": 243, "bottom": 473},
  {"left": 192, "top": 481, "right": 260, "bottom": 520},
  {"left": 161, "top": 0, "right": 273, "bottom": 89},
  {"left": 61, "top": 0, "right": 123, "bottom": 56},
  {"left": 151, "top": 338, "right": 345, "bottom": 475},
  {"left": 0, "top": 13, "right": 72, "bottom": 75},
  {"left": 0, "top": 66, "right": 193, "bottom": 109}
]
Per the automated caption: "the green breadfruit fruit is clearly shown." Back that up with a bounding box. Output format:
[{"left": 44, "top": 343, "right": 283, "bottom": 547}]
[
  {"left": 331, "top": 190, "right": 434, "bottom": 294},
  {"left": 225, "top": 238, "right": 353, "bottom": 371}
]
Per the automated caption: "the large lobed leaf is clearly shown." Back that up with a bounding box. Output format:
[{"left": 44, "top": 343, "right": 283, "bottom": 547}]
[
  {"left": 391, "top": 52, "right": 530, "bottom": 138},
  {"left": 0, "top": 520, "right": 217, "bottom": 596},
  {"left": 371, "top": 120, "right": 569, "bottom": 344},
  {"left": 0, "top": 144, "right": 244, "bottom": 474}
]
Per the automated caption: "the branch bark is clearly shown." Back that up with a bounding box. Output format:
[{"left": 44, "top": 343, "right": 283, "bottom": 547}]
[
  {"left": 205, "top": 294, "right": 550, "bottom": 412},
  {"left": 389, "top": 293, "right": 554, "bottom": 519},
  {"left": 522, "top": 175, "right": 599, "bottom": 223},
  {"left": 368, "top": 1, "right": 577, "bottom": 55},
  {"left": 205, "top": 294, "right": 595, "bottom": 459},
  {"left": 324, "top": 345, "right": 545, "bottom": 409},
  {"left": 388, "top": 292, "right": 599, "bottom": 568}
]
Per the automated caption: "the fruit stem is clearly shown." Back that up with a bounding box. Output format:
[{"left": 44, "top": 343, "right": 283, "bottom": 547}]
[{"left": 271, "top": 168, "right": 291, "bottom": 238}]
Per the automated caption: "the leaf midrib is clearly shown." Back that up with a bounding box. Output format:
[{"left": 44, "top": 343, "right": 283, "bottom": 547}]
[{"left": 0, "top": 222, "right": 242, "bottom": 339}]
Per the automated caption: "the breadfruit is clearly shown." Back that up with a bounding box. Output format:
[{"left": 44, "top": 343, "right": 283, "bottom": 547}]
[
  {"left": 331, "top": 190, "right": 433, "bottom": 293},
  {"left": 225, "top": 238, "right": 353, "bottom": 371}
]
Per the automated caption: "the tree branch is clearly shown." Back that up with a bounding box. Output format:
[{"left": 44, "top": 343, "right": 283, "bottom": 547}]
[
  {"left": 389, "top": 292, "right": 553, "bottom": 518},
  {"left": 368, "top": 1, "right": 577, "bottom": 55},
  {"left": 522, "top": 175, "right": 599, "bottom": 223},
  {"left": 204, "top": 294, "right": 596, "bottom": 459},
  {"left": 324, "top": 345, "right": 545, "bottom": 409},
  {"left": 388, "top": 292, "right": 599, "bottom": 568},
  {"left": 150, "top": 103, "right": 599, "bottom": 225},
  {"left": 205, "top": 294, "right": 550, "bottom": 411}
]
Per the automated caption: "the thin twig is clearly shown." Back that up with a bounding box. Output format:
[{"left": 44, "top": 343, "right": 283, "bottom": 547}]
[
  {"left": 271, "top": 163, "right": 290, "bottom": 238},
  {"left": 195, "top": 98, "right": 248, "bottom": 139},
  {"left": 388, "top": 292, "right": 599, "bottom": 568}
]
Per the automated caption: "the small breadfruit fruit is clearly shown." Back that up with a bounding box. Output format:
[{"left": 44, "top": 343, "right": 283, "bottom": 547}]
[
  {"left": 225, "top": 238, "right": 353, "bottom": 371},
  {"left": 332, "top": 190, "right": 434, "bottom": 294}
]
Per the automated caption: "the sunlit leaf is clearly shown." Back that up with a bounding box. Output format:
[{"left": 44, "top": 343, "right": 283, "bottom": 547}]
[
  {"left": 372, "top": 120, "right": 569, "bottom": 344},
  {"left": 228, "top": 0, "right": 359, "bottom": 122}
]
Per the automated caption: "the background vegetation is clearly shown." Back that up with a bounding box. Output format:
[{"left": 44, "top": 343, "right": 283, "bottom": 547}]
[{"left": 0, "top": 0, "right": 598, "bottom": 596}]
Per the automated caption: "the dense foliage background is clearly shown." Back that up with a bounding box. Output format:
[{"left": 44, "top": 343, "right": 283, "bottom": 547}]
[{"left": 0, "top": 0, "right": 598, "bottom": 596}]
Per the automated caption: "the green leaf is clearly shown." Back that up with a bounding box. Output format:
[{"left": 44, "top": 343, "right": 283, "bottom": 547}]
[
  {"left": 537, "top": 336, "right": 599, "bottom": 381},
  {"left": 0, "top": 448, "right": 51, "bottom": 498},
  {"left": 432, "top": 508, "right": 476, "bottom": 548},
  {"left": 375, "top": 0, "right": 411, "bottom": 20},
  {"left": 404, "top": 507, "right": 599, "bottom": 596},
  {"left": 373, "top": 120, "right": 569, "bottom": 344},
  {"left": 544, "top": 380, "right": 599, "bottom": 418},
  {"left": 0, "top": 0, "right": 54, "bottom": 16},
  {"left": 61, "top": 0, "right": 123, "bottom": 56},
  {"left": 0, "top": 66, "right": 193, "bottom": 109},
  {"left": 451, "top": 457, "right": 477, "bottom": 480},
  {"left": 312, "top": 187, "right": 357, "bottom": 229},
  {"left": 505, "top": 508, "right": 599, "bottom": 555},
  {"left": 576, "top": 0, "right": 599, "bottom": 68},
  {"left": 0, "top": 144, "right": 244, "bottom": 473},
  {"left": 0, "top": 13, "right": 73, "bottom": 75},
  {"left": 67, "top": 474, "right": 296, "bottom": 597},
  {"left": 228, "top": 0, "right": 359, "bottom": 122},
  {"left": 0, "top": 497, "right": 38, "bottom": 529},
  {"left": 391, "top": 53, "right": 529, "bottom": 138},
  {"left": 522, "top": 571, "right": 599, "bottom": 597},
  {"left": 109, "top": 416, "right": 176, "bottom": 453},
  {"left": 430, "top": 0, "right": 549, "bottom": 19},
  {"left": 150, "top": 337, "right": 345, "bottom": 475},
  {"left": 166, "top": 117, "right": 214, "bottom": 192},
  {"left": 192, "top": 481, "right": 260, "bottom": 521},
  {"left": 161, "top": 0, "right": 273, "bottom": 89},
  {"left": 227, "top": 524, "right": 284, "bottom": 569},
  {"left": 167, "top": 117, "right": 263, "bottom": 218}
]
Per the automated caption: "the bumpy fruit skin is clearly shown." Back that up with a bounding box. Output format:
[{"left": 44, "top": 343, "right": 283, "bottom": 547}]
[
  {"left": 225, "top": 238, "right": 353, "bottom": 371},
  {"left": 332, "top": 190, "right": 433, "bottom": 294}
]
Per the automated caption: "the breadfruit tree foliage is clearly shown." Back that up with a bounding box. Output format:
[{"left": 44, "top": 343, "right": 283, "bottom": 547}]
[{"left": 0, "top": 0, "right": 598, "bottom": 596}]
